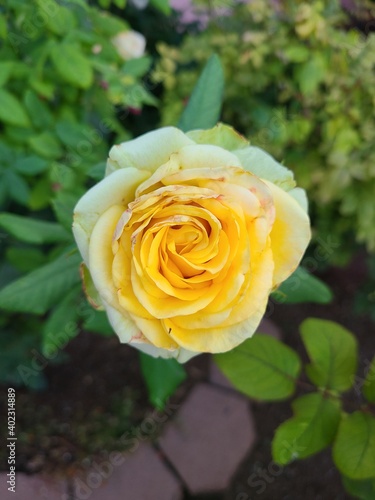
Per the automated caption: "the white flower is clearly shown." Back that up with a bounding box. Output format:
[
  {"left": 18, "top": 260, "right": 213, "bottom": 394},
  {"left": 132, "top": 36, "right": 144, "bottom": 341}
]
[{"left": 112, "top": 31, "right": 146, "bottom": 60}]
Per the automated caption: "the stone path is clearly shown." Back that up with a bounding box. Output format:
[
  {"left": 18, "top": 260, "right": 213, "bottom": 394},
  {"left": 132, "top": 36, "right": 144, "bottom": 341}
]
[{"left": 1, "top": 319, "right": 281, "bottom": 499}]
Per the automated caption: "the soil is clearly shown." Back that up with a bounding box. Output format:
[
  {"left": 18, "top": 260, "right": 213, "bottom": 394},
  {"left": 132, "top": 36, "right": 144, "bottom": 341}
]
[{"left": 1, "top": 251, "right": 374, "bottom": 499}]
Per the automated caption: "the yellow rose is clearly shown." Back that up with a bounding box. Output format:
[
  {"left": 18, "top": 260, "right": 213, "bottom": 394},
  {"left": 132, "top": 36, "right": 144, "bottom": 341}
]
[{"left": 73, "top": 124, "right": 311, "bottom": 362}]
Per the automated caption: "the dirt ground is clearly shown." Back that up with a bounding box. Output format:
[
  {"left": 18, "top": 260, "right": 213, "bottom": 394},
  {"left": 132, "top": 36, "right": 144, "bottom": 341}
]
[{"left": 1, "top": 251, "right": 374, "bottom": 499}]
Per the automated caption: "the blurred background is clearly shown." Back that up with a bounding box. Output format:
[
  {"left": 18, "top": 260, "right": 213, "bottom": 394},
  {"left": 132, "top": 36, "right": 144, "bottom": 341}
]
[{"left": 0, "top": 0, "right": 374, "bottom": 498}]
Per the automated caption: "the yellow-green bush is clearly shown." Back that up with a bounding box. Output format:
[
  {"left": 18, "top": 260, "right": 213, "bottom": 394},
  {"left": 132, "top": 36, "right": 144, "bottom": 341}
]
[{"left": 153, "top": 0, "right": 375, "bottom": 259}]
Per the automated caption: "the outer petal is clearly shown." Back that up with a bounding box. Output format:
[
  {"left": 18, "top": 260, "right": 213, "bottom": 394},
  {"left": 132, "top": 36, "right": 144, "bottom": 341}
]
[
  {"left": 129, "top": 339, "right": 198, "bottom": 363},
  {"left": 288, "top": 187, "right": 309, "bottom": 212},
  {"left": 106, "top": 126, "right": 194, "bottom": 175},
  {"left": 263, "top": 180, "right": 311, "bottom": 286},
  {"left": 104, "top": 300, "right": 140, "bottom": 343},
  {"left": 234, "top": 146, "right": 296, "bottom": 191},
  {"left": 73, "top": 168, "right": 149, "bottom": 264},
  {"left": 186, "top": 122, "right": 249, "bottom": 151}
]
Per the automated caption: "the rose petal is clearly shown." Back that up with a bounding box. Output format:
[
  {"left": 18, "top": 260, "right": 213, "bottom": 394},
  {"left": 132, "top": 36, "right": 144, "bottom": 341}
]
[
  {"left": 106, "top": 127, "right": 194, "bottom": 176},
  {"left": 263, "top": 180, "right": 311, "bottom": 286},
  {"left": 73, "top": 167, "right": 149, "bottom": 265}
]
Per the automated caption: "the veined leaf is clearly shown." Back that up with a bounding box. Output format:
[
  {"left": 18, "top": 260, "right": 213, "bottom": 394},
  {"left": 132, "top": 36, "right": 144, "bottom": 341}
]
[
  {"left": 214, "top": 334, "right": 301, "bottom": 401},
  {"left": 300, "top": 318, "right": 358, "bottom": 392},
  {"left": 333, "top": 411, "right": 375, "bottom": 480},
  {"left": 0, "top": 251, "right": 81, "bottom": 314},
  {"left": 272, "top": 392, "right": 341, "bottom": 465},
  {"left": 0, "top": 213, "right": 71, "bottom": 245}
]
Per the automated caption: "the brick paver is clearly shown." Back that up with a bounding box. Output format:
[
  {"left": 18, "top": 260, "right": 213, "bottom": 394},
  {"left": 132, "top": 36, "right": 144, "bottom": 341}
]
[
  {"left": 71, "top": 443, "right": 182, "bottom": 500},
  {"left": 0, "top": 473, "right": 67, "bottom": 500},
  {"left": 158, "top": 383, "right": 256, "bottom": 495}
]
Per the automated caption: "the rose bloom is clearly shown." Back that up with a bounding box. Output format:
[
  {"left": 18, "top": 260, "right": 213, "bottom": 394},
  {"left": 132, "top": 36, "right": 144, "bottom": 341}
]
[
  {"left": 111, "top": 30, "right": 146, "bottom": 60},
  {"left": 73, "top": 124, "right": 310, "bottom": 362}
]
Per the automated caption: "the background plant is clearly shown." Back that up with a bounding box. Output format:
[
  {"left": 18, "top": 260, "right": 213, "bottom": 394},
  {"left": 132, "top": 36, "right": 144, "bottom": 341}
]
[
  {"left": 215, "top": 317, "right": 375, "bottom": 500},
  {"left": 153, "top": 0, "right": 375, "bottom": 263},
  {"left": 0, "top": 0, "right": 159, "bottom": 388}
]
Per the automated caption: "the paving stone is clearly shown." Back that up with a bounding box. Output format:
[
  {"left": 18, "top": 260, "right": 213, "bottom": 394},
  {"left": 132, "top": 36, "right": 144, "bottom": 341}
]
[
  {"left": 0, "top": 472, "right": 67, "bottom": 500},
  {"left": 158, "top": 383, "right": 256, "bottom": 495},
  {"left": 209, "top": 318, "right": 282, "bottom": 389},
  {"left": 72, "top": 443, "right": 182, "bottom": 500}
]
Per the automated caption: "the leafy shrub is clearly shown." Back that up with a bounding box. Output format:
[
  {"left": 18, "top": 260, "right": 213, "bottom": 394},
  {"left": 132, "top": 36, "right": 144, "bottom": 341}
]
[
  {"left": 153, "top": 0, "right": 375, "bottom": 260},
  {"left": 0, "top": 0, "right": 156, "bottom": 386},
  {"left": 215, "top": 317, "right": 375, "bottom": 499}
]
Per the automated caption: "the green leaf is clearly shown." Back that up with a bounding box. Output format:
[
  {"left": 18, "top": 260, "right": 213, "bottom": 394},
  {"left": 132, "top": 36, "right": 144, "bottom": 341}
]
[
  {"left": 24, "top": 90, "right": 53, "bottom": 130},
  {"left": 150, "top": 0, "right": 171, "bottom": 15},
  {"left": 3, "top": 170, "right": 30, "bottom": 206},
  {"left": 6, "top": 247, "right": 46, "bottom": 273},
  {"left": 0, "top": 62, "right": 14, "bottom": 87},
  {"left": 122, "top": 56, "right": 152, "bottom": 78},
  {"left": 0, "top": 14, "right": 7, "bottom": 39},
  {"left": 90, "top": 10, "right": 129, "bottom": 36},
  {"left": 214, "top": 335, "right": 301, "bottom": 401},
  {"left": 273, "top": 266, "right": 333, "bottom": 304},
  {"left": 14, "top": 155, "right": 49, "bottom": 175},
  {"left": 49, "top": 43, "right": 93, "bottom": 89},
  {"left": 300, "top": 318, "right": 358, "bottom": 392},
  {"left": 178, "top": 54, "right": 224, "bottom": 132},
  {"left": 52, "top": 191, "right": 80, "bottom": 231},
  {"left": 28, "top": 131, "right": 63, "bottom": 159},
  {"left": 0, "top": 251, "right": 81, "bottom": 314},
  {"left": 0, "top": 213, "right": 71, "bottom": 245},
  {"left": 37, "top": 1, "right": 77, "bottom": 36},
  {"left": 28, "top": 177, "right": 53, "bottom": 210},
  {"left": 342, "top": 476, "right": 375, "bottom": 500},
  {"left": 42, "top": 286, "right": 81, "bottom": 357},
  {"left": 140, "top": 353, "right": 187, "bottom": 409},
  {"left": 0, "top": 89, "right": 30, "bottom": 127},
  {"left": 114, "top": 0, "right": 127, "bottom": 8},
  {"left": 333, "top": 411, "right": 375, "bottom": 480},
  {"left": 272, "top": 392, "right": 341, "bottom": 465},
  {"left": 87, "top": 161, "right": 106, "bottom": 181},
  {"left": 363, "top": 356, "right": 375, "bottom": 404},
  {"left": 295, "top": 54, "right": 327, "bottom": 95}
]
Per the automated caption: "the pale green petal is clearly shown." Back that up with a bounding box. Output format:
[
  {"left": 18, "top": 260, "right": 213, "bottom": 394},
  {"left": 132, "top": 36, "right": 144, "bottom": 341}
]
[
  {"left": 106, "top": 126, "right": 194, "bottom": 175},
  {"left": 234, "top": 146, "right": 296, "bottom": 191},
  {"left": 73, "top": 167, "right": 149, "bottom": 264},
  {"left": 129, "top": 339, "right": 198, "bottom": 363},
  {"left": 187, "top": 122, "right": 249, "bottom": 151},
  {"left": 288, "top": 187, "right": 309, "bottom": 212},
  {"left": 104, "top": 300, "right": 140, "bottom": 343}
]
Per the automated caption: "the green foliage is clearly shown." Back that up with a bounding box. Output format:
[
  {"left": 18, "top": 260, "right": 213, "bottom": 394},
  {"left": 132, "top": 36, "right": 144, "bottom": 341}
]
[
  {"left": 333, "top": 412, "right": 375, "bottom": 480},
  {"left": 214, "top": 335, "right": 301, "bottom": 401},
  {"left": 140, "top": 353, "right": 187, "bottom": 409},
  {"left": 154, "top": 0, "right": 375, "bottom": 256},
  {"left": 273, "top": 266, "right": 333, "bottom": 304},
  {"left": 178, "top": 54, "right": 224, "bottom": 132},
  {"left": 272, "top": 392, "right": 341, "bottom": 464},
  {"left": 0, "top": 0, "right": 155, "bottom": 386},
  {"left": 300, "top": 318, "right": 358, "bottom": 392},
  {"left": 0, "top": 250, "right": 81, "bottom": 314},
  {"left": 215, "top": 318, "right": 375, "bottom": 493}
]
